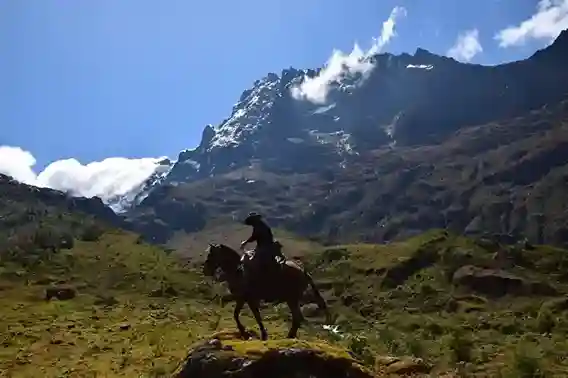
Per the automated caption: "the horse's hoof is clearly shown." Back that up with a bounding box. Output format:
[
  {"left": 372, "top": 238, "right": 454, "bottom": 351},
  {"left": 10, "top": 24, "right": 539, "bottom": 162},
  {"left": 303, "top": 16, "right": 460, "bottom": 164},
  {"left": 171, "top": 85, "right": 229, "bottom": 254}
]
[
  {"left": 238, "top": 329, "right": 249, "bottom": 340},
  {"left": 261, "top": 333, "right": 268, "bottom": 341}
]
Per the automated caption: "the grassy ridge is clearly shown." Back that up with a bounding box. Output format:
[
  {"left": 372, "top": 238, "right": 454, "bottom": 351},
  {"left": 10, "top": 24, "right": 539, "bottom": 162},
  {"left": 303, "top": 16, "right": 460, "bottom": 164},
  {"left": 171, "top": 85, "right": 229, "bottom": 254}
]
[
  {"left": 303, "top": 230, "right": 568, "bottom": 376},
  {"left": 0, "top": 231, "right": 217, "bottom": 377},
  {"left": 2, "top": 213, "right": 568, "bottom": 376}
]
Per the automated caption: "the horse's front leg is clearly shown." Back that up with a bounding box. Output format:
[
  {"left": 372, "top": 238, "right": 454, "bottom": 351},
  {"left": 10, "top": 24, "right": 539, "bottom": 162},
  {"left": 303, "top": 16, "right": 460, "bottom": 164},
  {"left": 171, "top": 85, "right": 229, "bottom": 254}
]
[
  {"left": 233, "top": 299, "right": 248, "bottom": 339},
  {"left": 286, "top": 299, "right": 304, "bottom": 339},
  {"left": 248, "top": 300, "right": 268, "bottom": 341}
]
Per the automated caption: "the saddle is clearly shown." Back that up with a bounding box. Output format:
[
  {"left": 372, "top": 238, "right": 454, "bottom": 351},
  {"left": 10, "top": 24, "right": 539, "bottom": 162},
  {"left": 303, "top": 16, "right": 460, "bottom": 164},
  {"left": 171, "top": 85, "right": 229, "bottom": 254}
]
[
  {"left": 241, "top": 241, "right": 285, "bottom": 262},
  {"left": 240, "top": 244, "right": 286, "bottom": 301},
  {"left": 240, "top": 241, "right": 286, "bottom": 280}
]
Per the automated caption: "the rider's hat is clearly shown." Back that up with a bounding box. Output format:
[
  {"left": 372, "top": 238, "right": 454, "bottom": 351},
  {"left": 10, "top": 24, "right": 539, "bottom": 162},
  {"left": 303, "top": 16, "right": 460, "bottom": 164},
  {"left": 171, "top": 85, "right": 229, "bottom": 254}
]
[{"left": 244, "top": 212, "right": 262, "bottom": 225}]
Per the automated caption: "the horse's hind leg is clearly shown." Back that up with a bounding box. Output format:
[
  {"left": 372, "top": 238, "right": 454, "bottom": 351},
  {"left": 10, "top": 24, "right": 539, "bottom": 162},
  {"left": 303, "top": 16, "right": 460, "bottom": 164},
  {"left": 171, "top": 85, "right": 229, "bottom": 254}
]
[
  {"left": 286, "top": 299, "right": 304, "bottom": 339},
  {"left": 221, "top": 293, "right": 235, "bottom": 307},
  {"left": 248, "top": 300, "right": 268, "bottom": 341},
  {"left": 234, "top": 299, "right": 248, "bottom": 339}
]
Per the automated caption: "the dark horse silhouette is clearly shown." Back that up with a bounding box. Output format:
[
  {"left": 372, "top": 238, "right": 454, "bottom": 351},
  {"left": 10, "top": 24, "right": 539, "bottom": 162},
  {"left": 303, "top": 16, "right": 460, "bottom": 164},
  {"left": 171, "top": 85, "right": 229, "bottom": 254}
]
[{"left": 203, "top": 243, "right": 330, "bottom": 340}]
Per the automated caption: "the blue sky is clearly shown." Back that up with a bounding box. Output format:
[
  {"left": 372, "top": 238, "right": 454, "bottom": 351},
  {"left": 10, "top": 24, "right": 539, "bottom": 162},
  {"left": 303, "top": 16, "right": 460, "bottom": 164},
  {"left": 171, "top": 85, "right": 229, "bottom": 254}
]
[{"left": 0, "top": 0, "right": 567, "bottom": 203}]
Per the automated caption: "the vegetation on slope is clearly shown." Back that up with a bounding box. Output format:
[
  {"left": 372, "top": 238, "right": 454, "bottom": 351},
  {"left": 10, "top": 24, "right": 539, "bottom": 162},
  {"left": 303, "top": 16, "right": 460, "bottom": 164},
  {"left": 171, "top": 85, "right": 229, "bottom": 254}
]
[
  {"left": 2, "top": 177, "right": 568, "bottom": 376},
  {"left": 301, "top": 230, "right": 568, "bottom": 376}
]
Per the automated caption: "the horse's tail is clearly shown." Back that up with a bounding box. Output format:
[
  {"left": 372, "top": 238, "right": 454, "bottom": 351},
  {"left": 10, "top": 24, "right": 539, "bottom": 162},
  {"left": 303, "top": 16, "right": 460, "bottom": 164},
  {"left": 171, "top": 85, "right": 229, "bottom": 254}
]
[{"left": 304, "top": 270, "right": 332, "bottom": 324}]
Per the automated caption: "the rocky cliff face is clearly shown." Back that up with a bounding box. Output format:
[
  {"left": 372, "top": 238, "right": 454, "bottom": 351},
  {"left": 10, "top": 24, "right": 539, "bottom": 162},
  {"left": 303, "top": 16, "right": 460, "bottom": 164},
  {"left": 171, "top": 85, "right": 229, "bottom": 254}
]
[
  {"left": 139, "top": 30, "right": 568, "bottom": 190},
  {"left": 122, "top": 30, "right": 568, "bottom": 246}
]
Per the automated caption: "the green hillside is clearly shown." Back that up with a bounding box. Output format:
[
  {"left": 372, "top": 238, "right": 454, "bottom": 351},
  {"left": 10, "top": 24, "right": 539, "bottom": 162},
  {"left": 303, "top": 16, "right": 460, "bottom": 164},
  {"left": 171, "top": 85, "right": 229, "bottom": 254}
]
[{"left": 2, "top": 177, "right": 568, "bottom": 376}]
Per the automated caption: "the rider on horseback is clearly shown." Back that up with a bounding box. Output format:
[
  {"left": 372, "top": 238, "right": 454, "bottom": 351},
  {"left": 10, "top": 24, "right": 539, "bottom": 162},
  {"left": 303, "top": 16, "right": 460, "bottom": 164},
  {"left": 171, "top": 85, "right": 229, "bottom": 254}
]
[{"left": 240, "top": 212, "right": 284, "bottom": 275}]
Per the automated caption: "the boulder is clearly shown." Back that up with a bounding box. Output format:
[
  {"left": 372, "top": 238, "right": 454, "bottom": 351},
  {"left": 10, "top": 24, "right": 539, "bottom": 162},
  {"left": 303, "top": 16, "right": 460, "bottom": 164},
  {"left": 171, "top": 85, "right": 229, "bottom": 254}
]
[
  {"left": 452, "top": 265, "right": 557, "bottom": 297},
  {"left": 172, "top": 331, "right": 374, "bottom": 378},
  {"left": 375, "top": 355, "right": 433, "bottom": 375},
  {"left": 44, "top": 286, "right": 76, "bottom": 301}
]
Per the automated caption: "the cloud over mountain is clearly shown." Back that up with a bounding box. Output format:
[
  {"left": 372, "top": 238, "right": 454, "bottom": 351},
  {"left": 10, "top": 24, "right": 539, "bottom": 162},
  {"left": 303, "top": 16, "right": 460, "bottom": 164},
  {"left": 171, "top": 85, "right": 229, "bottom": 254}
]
[
  {"left": 495, "top": 0, "right": 568, "bottom": 47},
  {"left": 290, "top": 6, "right": 407, "bottom": 104},
  {"left": 447, "top": 29, "right": 483, "bottom": 62},
  {"left": 0, "top": 145, "right": 165, "bottom": 203}
]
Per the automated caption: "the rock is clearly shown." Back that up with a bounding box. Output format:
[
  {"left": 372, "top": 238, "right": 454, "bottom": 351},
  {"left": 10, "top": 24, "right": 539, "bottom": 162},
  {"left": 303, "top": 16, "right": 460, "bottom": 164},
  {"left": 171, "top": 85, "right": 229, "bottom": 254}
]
[
  {"left": 173, "top": 331, "right": 374, "bottom": 378},
  {"left": 382, "top": 357, "right": 432, "bottom": 375},
  {"left": 541, "top": 297, "right": 568, "bottom": 312},
  {"left": 149, "top": 285, "right": 178, "bottom": 298},
  {"left": 44, "top": 286, "right": 76, "bottom": 301},
  {"left": 452, "top": 265, "right": 557, "bottom": 297},
  {"left": 474, "top": 237, "right": 500, "bottom": 251},
  {"left": 94, "top": 295, "right": 119, "bottom": 307},
  {"left": 381, "top": 242, "right": 440, "bottom": 288},
  {"left": 300, "top": 303, "right": 321, "bottom": 317},
  {"left": 490, "top": 247, "right": 524, "bottom": 269}
]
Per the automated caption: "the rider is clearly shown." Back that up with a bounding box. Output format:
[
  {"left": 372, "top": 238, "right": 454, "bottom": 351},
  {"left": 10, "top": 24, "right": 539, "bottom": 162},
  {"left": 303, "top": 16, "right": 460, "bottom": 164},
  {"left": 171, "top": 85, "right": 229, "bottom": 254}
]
[{"left": 240, "top": 212, "right": 283, "bottom": 272}]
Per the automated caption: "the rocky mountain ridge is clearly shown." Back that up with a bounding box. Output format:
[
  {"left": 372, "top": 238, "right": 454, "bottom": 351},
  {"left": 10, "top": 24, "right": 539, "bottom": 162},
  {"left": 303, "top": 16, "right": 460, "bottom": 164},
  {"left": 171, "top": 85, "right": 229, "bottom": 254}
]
[
  {"left": 116, "top": 30, "right": 568, "bottom": 247},
  {"left": 129, "top": 30, "right": 568, "bottom": 208}
]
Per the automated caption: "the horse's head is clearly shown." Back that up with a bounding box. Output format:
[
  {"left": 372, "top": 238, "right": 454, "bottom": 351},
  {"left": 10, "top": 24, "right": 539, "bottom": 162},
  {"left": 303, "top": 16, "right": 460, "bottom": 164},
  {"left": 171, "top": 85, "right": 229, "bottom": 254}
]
[{"left": 203, "top": 243, "right": 241, "bottom": 277}]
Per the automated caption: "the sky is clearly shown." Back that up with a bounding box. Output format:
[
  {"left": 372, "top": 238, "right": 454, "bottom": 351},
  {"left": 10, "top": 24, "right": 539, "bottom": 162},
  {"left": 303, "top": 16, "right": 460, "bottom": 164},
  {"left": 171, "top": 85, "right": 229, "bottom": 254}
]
[{"left": 1, "top": 0, "right": 567, "bottom": 203}]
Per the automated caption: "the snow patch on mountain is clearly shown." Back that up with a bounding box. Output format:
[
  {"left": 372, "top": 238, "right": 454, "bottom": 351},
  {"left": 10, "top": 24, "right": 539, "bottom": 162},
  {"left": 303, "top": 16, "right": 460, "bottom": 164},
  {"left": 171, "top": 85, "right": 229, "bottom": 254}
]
[
  {"left": 108, "top": 159, "right": 174, "bottom": 213},
  {"left": 407, "top": 64, "right": 434, "bottom": 70},
  {"left": 209, "top": 75, "right": 281, "bottom": 150},
  {"left": 312, "top": 103, "right": 337, "bottom": 114},
  {"left": 308, "top": 130, "right": 358, "bottom": 156}
]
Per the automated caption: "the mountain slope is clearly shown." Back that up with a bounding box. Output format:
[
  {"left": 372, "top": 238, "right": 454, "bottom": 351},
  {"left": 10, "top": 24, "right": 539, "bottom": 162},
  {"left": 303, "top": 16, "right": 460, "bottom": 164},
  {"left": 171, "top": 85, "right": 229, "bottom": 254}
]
[
  {"left": 134, "top": 29, "right": 568, "bottom": 193},
  {"left": 123, "top": 29, "right": 568, "bottom": 247}
]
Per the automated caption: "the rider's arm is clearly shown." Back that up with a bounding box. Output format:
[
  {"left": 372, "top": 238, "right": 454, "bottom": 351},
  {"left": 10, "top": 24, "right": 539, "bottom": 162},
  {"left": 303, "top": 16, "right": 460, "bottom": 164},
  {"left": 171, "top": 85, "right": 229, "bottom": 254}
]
[{"left": 244, "top": 228, "right": 258, "bottom": 244}]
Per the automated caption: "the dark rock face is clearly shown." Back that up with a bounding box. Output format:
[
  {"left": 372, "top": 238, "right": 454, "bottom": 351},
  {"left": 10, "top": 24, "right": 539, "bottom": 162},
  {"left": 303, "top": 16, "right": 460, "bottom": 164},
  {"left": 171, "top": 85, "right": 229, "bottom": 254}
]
[
  {"left": 452, "top": 265, "right": 558, "bottom": 297},
  {"left": 125, "top": 185, "right": 208, "bottom": 243}
]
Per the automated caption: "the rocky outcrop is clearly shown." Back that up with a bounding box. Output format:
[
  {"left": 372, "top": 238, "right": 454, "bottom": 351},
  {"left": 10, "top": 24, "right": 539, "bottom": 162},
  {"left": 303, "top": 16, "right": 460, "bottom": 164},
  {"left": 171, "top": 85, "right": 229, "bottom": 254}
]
[
  {"left": 173, "top": 331, "right": 374, "bottom": 378},
  {"left": 172, "top": 331, "right": 432, "bottom": 378},
  {"left": 452, "top": 265, "right": 558, "bottom": 297}
]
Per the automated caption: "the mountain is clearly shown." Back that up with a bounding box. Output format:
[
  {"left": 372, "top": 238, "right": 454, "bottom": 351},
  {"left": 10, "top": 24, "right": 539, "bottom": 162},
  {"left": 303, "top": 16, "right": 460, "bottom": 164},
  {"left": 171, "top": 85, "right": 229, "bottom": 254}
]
[
  {"left": 122, "top": 30, "right": 568, "bottom": 247},
  {"left": 0, "top": 173, "right": 122, "bottom": 230}
]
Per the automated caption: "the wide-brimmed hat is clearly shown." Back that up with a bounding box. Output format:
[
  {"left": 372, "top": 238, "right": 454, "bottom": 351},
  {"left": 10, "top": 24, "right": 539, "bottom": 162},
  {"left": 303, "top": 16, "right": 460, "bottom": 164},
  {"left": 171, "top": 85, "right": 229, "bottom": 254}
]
[{"left": 244, "top": 212, "right": 262, "bottom": 225}]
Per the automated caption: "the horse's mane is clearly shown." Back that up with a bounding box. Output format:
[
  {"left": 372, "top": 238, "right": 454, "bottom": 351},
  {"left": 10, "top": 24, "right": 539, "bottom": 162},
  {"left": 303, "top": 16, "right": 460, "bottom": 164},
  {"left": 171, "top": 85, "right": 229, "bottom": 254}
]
[
  {"left": 210, "top": 243, "right": 241, "bottom": 261},
  {"left": 212, "top": 243, "right": 238, "bottom": 253}
]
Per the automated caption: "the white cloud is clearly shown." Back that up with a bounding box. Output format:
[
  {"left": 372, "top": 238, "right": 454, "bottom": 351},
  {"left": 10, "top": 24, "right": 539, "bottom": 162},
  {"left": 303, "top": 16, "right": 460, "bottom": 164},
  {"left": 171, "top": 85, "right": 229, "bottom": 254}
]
[
  {"left": 447, "top": 29, "right": 483, "bottom": 62},
  {"left": 0, "top": 145, "right": 166, "bottom": 203},
  {"left": 290, "top": 6, "right": 407, "bottom": 104},
  {"left": 0, "top": 146, "right": 38, "bottom": 185},
  {"left": 495, "top": 0, "right": 568, "bottom": 47}
]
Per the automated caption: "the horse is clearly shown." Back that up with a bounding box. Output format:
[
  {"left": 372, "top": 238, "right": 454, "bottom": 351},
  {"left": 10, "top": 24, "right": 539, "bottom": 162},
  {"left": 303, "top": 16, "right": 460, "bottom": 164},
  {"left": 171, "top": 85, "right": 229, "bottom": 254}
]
[{"left": 202, "top": 243, "right": 330, "bottom": 340}]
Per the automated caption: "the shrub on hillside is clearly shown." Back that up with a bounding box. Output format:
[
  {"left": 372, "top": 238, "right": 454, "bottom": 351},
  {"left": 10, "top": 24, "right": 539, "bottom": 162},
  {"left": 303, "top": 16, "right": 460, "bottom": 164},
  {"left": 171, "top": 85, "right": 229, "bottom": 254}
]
[{"left": 80, "top": 222, "right": 105, "bottom": 242}]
